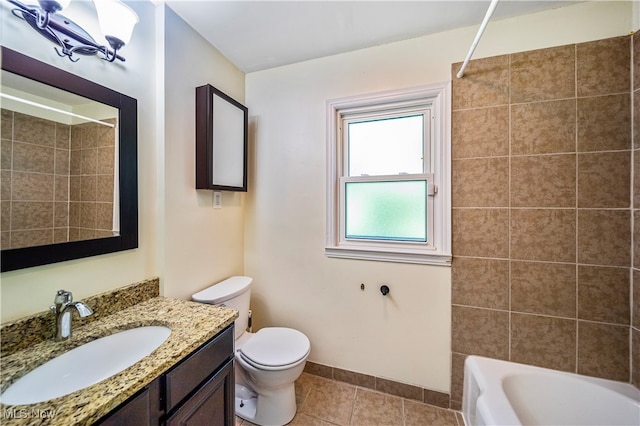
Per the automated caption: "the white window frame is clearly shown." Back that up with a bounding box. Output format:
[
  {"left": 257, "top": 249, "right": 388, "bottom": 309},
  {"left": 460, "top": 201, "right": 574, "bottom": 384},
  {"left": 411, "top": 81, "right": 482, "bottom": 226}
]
[{"left": 326, "top": 83, "right": 451, "bottom": 265}]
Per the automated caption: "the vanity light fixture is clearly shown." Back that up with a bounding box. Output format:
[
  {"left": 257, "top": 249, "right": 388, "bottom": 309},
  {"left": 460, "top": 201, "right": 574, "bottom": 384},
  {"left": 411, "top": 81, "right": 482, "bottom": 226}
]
[{"left": 6, "top": 0, "right": 139, "bottom": 62}]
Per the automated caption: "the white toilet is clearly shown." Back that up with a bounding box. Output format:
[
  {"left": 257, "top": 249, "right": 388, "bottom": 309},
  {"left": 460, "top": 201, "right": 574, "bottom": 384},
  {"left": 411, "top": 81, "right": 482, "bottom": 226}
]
[{"left": 192, "top": 276, "right": 310, "bottom": 426}]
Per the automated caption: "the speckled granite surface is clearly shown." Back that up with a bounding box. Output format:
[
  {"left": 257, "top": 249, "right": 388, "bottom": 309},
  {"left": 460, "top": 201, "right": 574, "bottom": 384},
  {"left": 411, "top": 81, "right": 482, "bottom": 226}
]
[
  {"left": 1, "top": 278, "right": 160, "bottom": 357},
  {"left": 0, "top": 297, "right": 238, "bottom": 425}
]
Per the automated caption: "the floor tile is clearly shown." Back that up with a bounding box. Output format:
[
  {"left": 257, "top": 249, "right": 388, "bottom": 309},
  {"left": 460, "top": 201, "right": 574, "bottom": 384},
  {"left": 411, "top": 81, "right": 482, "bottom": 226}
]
[
  {"left": 299, "top": 375, "right": 356, "bottom": 425},
  {"left": 350, "top": 388, "right": 404, "bottom": 425},
  {"left": 404, "top": 399, "right": 459, "bottom": 426}
]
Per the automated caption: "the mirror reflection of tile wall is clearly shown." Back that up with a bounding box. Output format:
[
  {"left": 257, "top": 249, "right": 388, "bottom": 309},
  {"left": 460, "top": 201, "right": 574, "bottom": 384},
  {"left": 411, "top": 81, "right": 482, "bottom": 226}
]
[{"left": 0, "top": 109, "right": 116, "bottom": 249}]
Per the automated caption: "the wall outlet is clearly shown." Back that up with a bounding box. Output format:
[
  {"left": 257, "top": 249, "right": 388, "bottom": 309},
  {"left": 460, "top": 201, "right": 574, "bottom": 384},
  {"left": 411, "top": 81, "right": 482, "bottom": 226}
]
[{"left": 213, "top": 192, "right": 222, "bottom": 208}]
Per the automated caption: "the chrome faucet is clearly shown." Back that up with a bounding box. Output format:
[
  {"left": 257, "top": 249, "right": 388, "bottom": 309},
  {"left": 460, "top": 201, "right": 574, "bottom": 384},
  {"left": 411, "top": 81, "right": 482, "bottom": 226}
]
[{"left": 50, "top": 290, "right": 93, "bottom": 341}]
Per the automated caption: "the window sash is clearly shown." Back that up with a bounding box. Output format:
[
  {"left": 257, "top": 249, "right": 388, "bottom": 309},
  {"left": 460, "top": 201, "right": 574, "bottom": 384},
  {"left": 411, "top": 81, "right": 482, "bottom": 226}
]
[
  {"left": 341, "top": 107, "right": 432, "bottom": 177},
  {"left": 338, "top": 174, "right": 434, "bottom": 248}
]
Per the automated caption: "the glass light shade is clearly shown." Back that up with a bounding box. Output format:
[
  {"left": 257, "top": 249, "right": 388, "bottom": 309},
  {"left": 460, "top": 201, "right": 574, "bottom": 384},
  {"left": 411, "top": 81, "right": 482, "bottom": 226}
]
[
  {"left": 37, "top": 0, "right": 71, "bottom": 13},
  {"left": 93, "top": 0, "right": 139, "bottom": 46}
]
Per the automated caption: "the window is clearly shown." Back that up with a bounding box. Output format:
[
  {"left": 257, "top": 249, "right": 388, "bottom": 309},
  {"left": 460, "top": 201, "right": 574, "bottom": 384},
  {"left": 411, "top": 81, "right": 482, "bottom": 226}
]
[{"left": 326, "top": 83, "right": 451, "bottom": 265}]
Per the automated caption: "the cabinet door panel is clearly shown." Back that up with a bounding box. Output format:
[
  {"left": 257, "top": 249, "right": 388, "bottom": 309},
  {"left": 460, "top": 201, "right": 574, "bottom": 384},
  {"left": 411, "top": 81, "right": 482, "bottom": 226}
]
[
  {"left": 97, "top": 379, "right": 160, "bottom": 426},
  {"left": 166, "top": 359, "right": 234, "bottom": 426},
  {"left": 165, "top": 325, "right": 234, "bottom": 412}
]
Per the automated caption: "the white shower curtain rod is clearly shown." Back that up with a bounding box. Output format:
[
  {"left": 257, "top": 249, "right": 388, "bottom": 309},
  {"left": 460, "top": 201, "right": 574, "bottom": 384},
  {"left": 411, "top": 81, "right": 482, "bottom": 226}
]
[{"left": 456, "top": 0, "right": 500, "bottom": 78}]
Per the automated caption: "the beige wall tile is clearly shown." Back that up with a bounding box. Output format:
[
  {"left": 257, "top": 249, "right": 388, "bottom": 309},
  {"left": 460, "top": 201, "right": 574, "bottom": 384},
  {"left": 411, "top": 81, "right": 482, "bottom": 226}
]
[
  {"left": 79, "top": 202, "right": 96, "bottom": 228},
  {"left": 452, "top": 157, "right": 508, "bottom": 207},
  {"left": 55, "top": 124, "right": 70, "bottom": 149},
  {"left": 375, "top": 378, "right": 423, "bottom": 401},
  {"left": 577, "top": 36, "right": 631, "bottom": 97},
  {"left": 11, "top": 229, "right": 53, "bottom": 248},
  {"left": 451, "top": 56, "right": 509, "bottom": 110},
  {"left": 97, "top": 175, "right": 115, "bottom": 203},
  {"left": 54, "top": 202, "right": 69, "bottom": 228},
  {"left": 53, "top": 227, "right": 68, "bottom": 244},
  {"left": 511, "top": 261, "right": 576, "bottom": 318},
  {"left": 12, "top": 142, "right": 55, "bottom": 174},
  {"left": 635, "top": 91, "right": 640, "bottom": 149},
  {"left": 1, "top": 231, "right": 9, "bottom": 249},
  {"left": 451, "top": 107, "right": 509, "bottom": 159},
  {"left": 511, "top": 99, "right": 576, "bottom": 155},
  {"left": 78, "top": 227, "right": 96, "bottom": 240},
  {"left": 13, "top": 113, "right": 55, "bottom": 146},
  {"left": 1, "top": 201, "right": 10, "bottom": 232},
  {"left": 54, "top": 175, "right": 69, "bottom": 202},
  {"left": 1, "top": 139, "right": 12, "bottom": 170},
  {"left": 578, "top": 321, "right": 629, "bottom": 381},
  {"left": 97, "top": 146, "right": 115, "bottom": 175},
  {"left": 578, "top": 265, "right": 629, "bottom": 325},
  {"left": 634, "top": 151, "right": 640, "bottom": 208},
  {"left": 449, "top": 353, "right": 467, "bottom": 404},
  {"left": 511, "top": 313, "right": 576, "bottom": 372},
  {"left": 636, "top": 211, "right": 640, "bottom": 269},
  {"left": 511, "top": 209, "right": 576, "bottom": 262},
  {"left": 80, "top": 124, "right": 98, "bottom": 149},
  {"left": 632, "top": 328, "right": 640, "bottom": 388},
  {"left": 511, "top": 154, "right": 575, "bottom": 208},
  {"left": 97, "top": 125, "right": 116, "bottom": 148},
  {"left": 96, "top": 203, "right": 114, "bottom": 230},
  {"left": 333, "top": 368, "right": 375, "bottom": 390},
  {"left": 55, "top": 149, "right": 70, "bottom": 175},
  {"left": 578, "top": 151, "right": 630, "bottom": 208},
  {"left": 452, "top": 257, "right": 509, "bottom": 309},
  {"left": 1, "top": 109, "right": 13, "bottom": 140},
  {"left": 511, "top": 45, "right": 575, "bottom": 103},
  {"left": 69, "top": 202, "right": 80, "bottom": 227},
  {"left": 1, "top": 171, "right": 11, "bottom": 201},
  {"left": 80, "top": 175, "right": 97, "bottom": 202},
  {"left": 578, "top": 94, "right": 631, "bottom": 152},
  {"left": 452, "top": 305, "right": 509, "bottom": 359},
  {"left": 81, "top": 148, "right": 98, "bottom": 174},
  {"left": 634, "top": 270, "right": 640, "bottom": 329},
  {"left": 635, "top": 32, "right": 640, "bottom": 92},
  {"left": 11, "top": 172, "right": 54, "bottom": 202},
  {"left": 578, "top": 210, "right": 630, "bottom": 266},
  {"left": 452, "top": 208, "right": 509, "bottom": 258},
  {"left": 11, "top": 201, "right": 53, "bottom": 230}
]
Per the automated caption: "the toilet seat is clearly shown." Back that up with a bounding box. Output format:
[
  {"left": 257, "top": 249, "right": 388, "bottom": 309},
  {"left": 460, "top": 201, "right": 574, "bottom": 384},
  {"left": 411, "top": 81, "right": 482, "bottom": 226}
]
[{"left": 238, "top": 327, "right": 310, "bottom": 370}]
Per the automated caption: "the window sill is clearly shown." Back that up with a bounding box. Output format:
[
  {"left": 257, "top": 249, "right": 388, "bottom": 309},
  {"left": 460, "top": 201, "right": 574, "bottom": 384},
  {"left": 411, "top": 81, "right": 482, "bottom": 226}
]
[{"left": 325, "top": 246, "right": 451, "bottom": 266}]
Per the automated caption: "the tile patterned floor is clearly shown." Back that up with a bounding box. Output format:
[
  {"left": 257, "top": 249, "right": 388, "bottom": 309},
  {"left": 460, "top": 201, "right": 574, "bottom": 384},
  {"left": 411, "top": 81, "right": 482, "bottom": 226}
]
[{"left": 236, "top": 373, "right": 464, "bottom": 426}]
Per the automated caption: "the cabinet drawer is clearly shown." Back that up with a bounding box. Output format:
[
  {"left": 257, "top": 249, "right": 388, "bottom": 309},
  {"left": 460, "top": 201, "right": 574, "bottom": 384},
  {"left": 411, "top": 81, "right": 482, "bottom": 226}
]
[{"left": 165, "top": 324, "right": 234, "bottom": 412}]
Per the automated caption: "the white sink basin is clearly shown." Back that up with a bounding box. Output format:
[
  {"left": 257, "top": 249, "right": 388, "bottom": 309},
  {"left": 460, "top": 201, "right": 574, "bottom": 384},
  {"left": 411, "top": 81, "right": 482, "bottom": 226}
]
[{"left": 0, "top": 326, "right": 171, "bottom": 405}]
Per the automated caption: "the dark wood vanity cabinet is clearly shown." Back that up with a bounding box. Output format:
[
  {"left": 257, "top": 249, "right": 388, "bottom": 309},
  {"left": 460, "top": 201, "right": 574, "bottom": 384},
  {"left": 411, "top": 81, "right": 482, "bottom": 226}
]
[{"left": 97, "top": 325, "right": 235, "bottom": 426}]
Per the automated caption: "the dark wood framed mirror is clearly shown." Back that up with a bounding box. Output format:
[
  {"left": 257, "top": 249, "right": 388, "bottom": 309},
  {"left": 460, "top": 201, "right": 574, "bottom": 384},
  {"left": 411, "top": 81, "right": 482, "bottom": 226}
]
[{"left": 0, "top": 46, "right": 138, "bottom": 272}]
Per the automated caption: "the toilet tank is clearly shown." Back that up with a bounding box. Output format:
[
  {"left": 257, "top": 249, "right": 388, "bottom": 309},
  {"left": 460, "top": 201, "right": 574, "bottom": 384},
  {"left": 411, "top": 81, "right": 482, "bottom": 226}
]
[{"left": 192, "top": 276, "right": 252, "bottom": 340}]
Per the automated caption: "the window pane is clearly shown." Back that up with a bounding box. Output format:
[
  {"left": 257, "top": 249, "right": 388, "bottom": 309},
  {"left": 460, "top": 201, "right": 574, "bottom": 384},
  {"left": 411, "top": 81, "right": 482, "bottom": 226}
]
[
  {"left": 348, "top": 115, "right": 423, "bottom": 176},
  {"left": 345, "top": 180, "right": 426, "bottom": 242}
]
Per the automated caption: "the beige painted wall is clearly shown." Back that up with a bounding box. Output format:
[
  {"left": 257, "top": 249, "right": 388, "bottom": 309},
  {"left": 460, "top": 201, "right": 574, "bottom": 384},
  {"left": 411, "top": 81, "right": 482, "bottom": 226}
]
[
  {"left": 0, "top": 3, "right": 245, "bottom": 321},
  {"left": 159, "top": 6, "right": 245, "bottom": 300},
  {"left": 244, "top": 1, "right": 632, "bottom": 393}
]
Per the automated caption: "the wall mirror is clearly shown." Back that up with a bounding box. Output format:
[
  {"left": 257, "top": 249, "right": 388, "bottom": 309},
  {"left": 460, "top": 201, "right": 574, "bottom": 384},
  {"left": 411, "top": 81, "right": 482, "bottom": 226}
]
[
  {"left": 0, "top": 47, "right": 138, "bottom": 272},
  {"left": 195, "top": 84, "right": 248, "bottom": 192}
]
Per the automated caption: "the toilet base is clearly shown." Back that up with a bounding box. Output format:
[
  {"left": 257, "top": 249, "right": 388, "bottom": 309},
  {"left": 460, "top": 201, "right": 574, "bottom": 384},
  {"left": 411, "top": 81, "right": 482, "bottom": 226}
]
[{"left": 234, "top": 383, "right": 297, "bottom": 426}]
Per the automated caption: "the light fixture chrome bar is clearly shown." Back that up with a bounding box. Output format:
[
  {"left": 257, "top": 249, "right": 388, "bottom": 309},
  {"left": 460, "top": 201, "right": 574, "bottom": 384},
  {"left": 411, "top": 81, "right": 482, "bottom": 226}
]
[
  {"left": 1, "top": 93, "right": 116, "bottom": 127},
  {"left": 457, "top": 0, "right": 500, "bottom": 79}
]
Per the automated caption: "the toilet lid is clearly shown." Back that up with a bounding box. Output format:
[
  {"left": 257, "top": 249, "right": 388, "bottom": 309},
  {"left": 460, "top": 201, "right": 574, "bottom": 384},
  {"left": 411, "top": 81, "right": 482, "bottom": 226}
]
[{"left": 239, "top": 327, "right": 310, "bottom": 367}]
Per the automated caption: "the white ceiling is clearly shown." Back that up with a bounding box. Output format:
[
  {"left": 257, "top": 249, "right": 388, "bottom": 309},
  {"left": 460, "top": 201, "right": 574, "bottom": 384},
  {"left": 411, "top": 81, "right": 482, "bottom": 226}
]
[{"left": 165, "top": 1, "right": 579, "bottom": 73}]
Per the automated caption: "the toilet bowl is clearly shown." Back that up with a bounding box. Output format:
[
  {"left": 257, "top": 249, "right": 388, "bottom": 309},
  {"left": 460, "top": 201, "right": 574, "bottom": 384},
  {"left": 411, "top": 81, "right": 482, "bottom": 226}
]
[{"left": 192, "top": 277, "right": 310, "bottom": 426}]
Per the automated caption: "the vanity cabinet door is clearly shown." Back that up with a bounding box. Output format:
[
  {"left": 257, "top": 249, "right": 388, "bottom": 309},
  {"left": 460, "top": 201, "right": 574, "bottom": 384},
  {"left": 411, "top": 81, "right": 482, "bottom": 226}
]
[
  {"left": 96, "top": 378, "right": 161, "bottom": 426},
  {"left": 165, "top": 359, "right": 234, "bottom": 426}
]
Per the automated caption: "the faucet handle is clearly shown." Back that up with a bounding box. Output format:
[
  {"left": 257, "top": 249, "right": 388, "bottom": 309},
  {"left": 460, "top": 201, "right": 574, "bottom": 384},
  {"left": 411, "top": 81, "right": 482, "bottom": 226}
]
[{"left": 53, "top": 289, "right": 72, "bottom": 306}]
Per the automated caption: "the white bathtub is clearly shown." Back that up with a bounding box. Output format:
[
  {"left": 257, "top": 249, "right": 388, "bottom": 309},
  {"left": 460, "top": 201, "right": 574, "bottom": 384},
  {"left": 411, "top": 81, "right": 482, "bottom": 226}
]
[{"left": 462, "top": 356, "right": 640, "bottom": 426}]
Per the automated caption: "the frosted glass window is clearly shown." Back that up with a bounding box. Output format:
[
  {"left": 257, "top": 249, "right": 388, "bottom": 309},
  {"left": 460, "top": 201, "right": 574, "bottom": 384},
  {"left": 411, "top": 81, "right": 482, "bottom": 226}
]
[
  {"left": 348, "top": 115, "right": 424, "bottom": 176},
  {"left": 345, "top": 180, "right": 427, "bottom": 242}
]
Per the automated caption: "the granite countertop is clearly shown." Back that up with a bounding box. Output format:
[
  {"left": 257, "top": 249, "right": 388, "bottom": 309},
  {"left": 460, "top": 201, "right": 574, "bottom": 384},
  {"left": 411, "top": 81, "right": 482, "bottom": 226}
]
[{"left": 0, "top": 297, "right": 238, "bottom": 426}]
